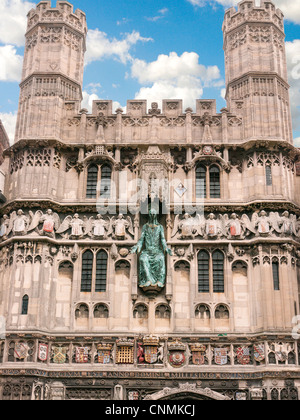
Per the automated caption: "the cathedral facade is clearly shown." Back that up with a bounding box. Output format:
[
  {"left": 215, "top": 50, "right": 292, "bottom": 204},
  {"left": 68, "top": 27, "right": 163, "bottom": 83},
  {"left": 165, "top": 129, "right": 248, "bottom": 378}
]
[{"left": 0, "top": 0, "right": 300, "bottom": 400}]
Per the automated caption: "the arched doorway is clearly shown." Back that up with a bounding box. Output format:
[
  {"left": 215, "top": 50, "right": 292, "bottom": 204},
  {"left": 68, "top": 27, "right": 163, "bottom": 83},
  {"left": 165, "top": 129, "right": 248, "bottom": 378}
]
[{"left": 144, "top": 383, "right": 230, "bottom": 401}]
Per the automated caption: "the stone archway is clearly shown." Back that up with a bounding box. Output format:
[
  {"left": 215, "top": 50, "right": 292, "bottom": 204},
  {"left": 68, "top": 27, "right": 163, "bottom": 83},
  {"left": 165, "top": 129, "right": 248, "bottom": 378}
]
[{"left": 144, "top": 383, "right": 230, "bottom": 401}]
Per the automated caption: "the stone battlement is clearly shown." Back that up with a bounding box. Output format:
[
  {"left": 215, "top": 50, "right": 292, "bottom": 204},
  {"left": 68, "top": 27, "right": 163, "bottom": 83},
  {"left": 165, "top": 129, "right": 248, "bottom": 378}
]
[
  {"left": 223, "top": 0, "right": 284, "bottom": 34},
  {"left": 26, "top": 0, "right": 87, "bottom": 34}
]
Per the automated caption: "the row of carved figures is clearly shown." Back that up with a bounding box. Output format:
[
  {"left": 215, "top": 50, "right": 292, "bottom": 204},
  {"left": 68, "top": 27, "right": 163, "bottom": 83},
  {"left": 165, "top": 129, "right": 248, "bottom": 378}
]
[
  {"left": 172, "top": 210, "right": 300, "bottom": 240},
  {"left": 0, "top": 209, "right": 299, "bottom": 241}
]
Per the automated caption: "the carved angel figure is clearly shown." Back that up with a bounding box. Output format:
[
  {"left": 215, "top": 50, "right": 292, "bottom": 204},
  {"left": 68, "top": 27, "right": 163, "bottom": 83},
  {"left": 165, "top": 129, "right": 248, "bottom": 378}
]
[
  {"left": 204, "top": 213, "right": 227, "bottom": 239},
  {"left": 28, "top": 209, "right": 60, "bottom": 238},
  {"left": 83, "top": 214, "right": 109, "bottom": 239},
  {"left": 226, "top": 213, "right": 244, "bottom": 239},
  {"left": 256, "top": 210, "right": 273, "bottom": 235},
  {"left": 241, "top": 211, "right": 282, "bottom": 237},
  {"left": 274, "top": 211, "right": 299, "bottom": 237},
  {"left": 110, "top": 214, "right": 134, "bottom": 240},
  {"left": 240, "top": 213, "right": 258, "bottom": 237},
  {"left": 56, "top": 214, "right": 84, "bottom": 238},
  {"left": 70, "top": 214, "right": 84, "bottom": 238},
  {"left": 171, "top": 213, "right": 204, "bottom": 240},
  {"left": 12, "top": 210, "right": 29, "bottom": 236},
  {"left": 0, "top": 215, "right": 10, "bottom": 240}
]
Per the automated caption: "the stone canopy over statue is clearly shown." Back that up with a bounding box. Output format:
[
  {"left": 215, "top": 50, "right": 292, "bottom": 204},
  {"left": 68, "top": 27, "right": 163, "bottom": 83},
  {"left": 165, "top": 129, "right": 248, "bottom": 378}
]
[{"left": 131, "top": 209, "right": 172, "bottom": 297}]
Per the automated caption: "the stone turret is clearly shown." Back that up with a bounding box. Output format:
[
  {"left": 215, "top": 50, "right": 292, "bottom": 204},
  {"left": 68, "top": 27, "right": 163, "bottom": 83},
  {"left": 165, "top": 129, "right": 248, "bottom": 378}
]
[
  {"left": 223, "top": 0, "right": 293, "bottom": 143},
  {"left": 15, "top": 0, "right": 87, "bottom": 142}
]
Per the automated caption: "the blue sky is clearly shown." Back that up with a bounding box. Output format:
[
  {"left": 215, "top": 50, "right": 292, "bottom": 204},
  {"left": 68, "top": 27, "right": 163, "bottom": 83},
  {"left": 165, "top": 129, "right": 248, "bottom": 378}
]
[{"left": 0, "top": 0, "right": 299, "bottom": 144}]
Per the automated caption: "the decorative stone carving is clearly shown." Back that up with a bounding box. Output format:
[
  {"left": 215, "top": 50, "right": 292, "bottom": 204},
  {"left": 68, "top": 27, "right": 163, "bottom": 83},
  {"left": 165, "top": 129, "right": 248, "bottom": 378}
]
[{"left": 109, "top": 214, "right": 134, "bottom": 240}]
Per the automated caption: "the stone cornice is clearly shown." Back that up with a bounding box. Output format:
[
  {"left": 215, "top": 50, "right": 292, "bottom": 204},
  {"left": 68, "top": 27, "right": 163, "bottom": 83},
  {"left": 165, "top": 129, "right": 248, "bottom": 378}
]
[{"left": 4, "top": 137, "right": 299, "bottom": 158}]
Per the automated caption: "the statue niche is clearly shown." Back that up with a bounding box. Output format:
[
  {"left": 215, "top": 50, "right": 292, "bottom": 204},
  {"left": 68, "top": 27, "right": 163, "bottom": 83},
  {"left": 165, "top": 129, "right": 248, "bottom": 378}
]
[{"left": 131, "top": 209, "right": 172, "bottom": 298}]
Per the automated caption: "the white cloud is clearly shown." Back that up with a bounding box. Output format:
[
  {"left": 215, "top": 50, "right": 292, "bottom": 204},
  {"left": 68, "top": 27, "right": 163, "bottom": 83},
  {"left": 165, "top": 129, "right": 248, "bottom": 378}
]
[
  {"left": 131, "top": 51, "right": 222, "bottom": 110},
  {"left": 286, "top": 40, "right": 300, "bottom": 134},
  {"left": 85, "top": 29, "right": 153, "bottom": 65},
  {"left": 0, "top": 45, "right": 23, "bottom": 82},
  {"left": 145, "top": 8, "right": 169, "bottom": 22},
  {"left": 135, "top": 81, "right": 204, "bottom": 110},
  {"left": 187, "top": 0, "right": 300, "bottom": 24},
  {"left": 0, "top": 111, "right": 17, "bottom": 144},
  {"left": 0, "top": 0, "right": 35, "bottom": 47},
  {"left": 131, "top": 52, "right": 221, "bottom": 85},
  {"left": 294, "top": 137, "right": 300, "bottom": 147}
]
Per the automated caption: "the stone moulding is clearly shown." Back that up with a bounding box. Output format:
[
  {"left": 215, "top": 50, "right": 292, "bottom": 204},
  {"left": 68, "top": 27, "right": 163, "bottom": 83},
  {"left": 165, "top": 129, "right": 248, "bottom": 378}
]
[{"left": 144, "top": 383, "right": 231, "bottom": 400}]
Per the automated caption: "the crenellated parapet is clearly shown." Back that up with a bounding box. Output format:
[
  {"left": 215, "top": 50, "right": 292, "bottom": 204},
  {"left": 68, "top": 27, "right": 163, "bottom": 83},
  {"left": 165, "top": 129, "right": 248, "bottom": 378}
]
[
  {"left": 223, "top": 0, "right": 285, "bottom": 34},
  {"left": 26, "top": 1, "right": 87, "bottom": 34}
]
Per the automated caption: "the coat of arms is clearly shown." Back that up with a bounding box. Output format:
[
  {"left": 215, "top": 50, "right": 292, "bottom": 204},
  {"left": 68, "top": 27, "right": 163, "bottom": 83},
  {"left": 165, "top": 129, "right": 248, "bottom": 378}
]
[
  {"left": 253, "top": 344, "right": 265, "bottom": 362},
  {"left": 53, "top": 346, "right": 68, "bottom": 364},
  {"left": 143, "top": 336, "right": 159, "bottom": 364},
  {"left": 214, "top": 348, "right": 228, "bottom": 366},
  {"left": 75, "top": 347, "right": 89, "bottom": 363},
  {"left": 236, "top": 346, "right": 251, "bottom": 365},
  {"left": 128, "top": 391, "right": 139, "bottom": 401},
  {"left": 97, "top": 344, "right": 112, "bottom": 364},
  {"left": 14, "top": 342, "right": 28, "bottom": 360},
  {"left": 38, "top": 343, "right": 49, "bottom": 362},
  {"left": 190, "top": 344, "right": 206, "bottom": 365},
  {"left": 168, "top": 340, "right": 186, "bottom": 368},
  {"left": 116, "top": 338, "right": 134, "bottom": 364}
]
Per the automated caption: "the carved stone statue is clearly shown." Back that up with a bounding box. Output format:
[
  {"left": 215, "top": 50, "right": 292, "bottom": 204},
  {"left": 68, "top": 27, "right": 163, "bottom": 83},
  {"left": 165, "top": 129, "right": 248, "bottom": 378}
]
[
  {"left": 280, "top": 211, "right": 294, "bottom": 235},
  {"left": 0, "top": 215, "right": 10, "bottom": 240},
  {"left": 70, "top": 214, "right": 84, "bottom": 237},
  {"left": 110, "top": 214, "right": 133, "bottom": 240},
  {"left": 92, "top": 214, "right": 109, "bottom": 238},
  {"left": 13, "top": 210, "right": 29, "bottom": 236},
  {"left": 131, "top": 208, "right": 172, "bottom": 297},
  {"left": 227, "top": 213, "right": 243, "bottom": 238},
  {"left": 205, "top": 213, "right": 220, "bottom": 238},
  {"left": 171, "top": 213, "right": 205, "bottom": 240},
  {"left": 56, "top": 213, "right": 84, "bottom": 238},
  {"left": 28, "top": 209, "right": 60, "bottom": 238}
]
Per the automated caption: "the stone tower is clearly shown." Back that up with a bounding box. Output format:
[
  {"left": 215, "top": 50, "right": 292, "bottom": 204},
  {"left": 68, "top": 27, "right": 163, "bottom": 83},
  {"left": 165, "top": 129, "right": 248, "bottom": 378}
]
[
  {"left": 15, "top": 0, "right": 87, "bottom": 141},
  {"left": 223, "top": 0, "right": 293, "bottom": 143}
]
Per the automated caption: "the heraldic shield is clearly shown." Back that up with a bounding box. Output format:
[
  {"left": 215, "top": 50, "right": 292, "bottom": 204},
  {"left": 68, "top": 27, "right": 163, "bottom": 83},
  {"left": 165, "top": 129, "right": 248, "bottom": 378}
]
[
  {"left": 253, "top": 344, "right": 265, "bottom": 362},
  {"left": 168, "top": 340, "right": 186, "bottom": 368},
  {"left": 14, "top": 343, "right": 28, "bottom": 360},
  {"left": 97, "top": 344, "right": 112, "bottom": 364},
  {"left": 53, "top": 346, "right": 68, "bottom": 364},
  {"left": 190, "top": 344, "right": 206, "bottom": 365},
  {"left": 75, "top": 347, "right": 89, "bottom": 363},
  {"left": 214, "top": 348, "right": 228, "bottom": 366},
  {"left": 143, "top": 336, "right": 159, "bottom": 364},
  {"left": 236, "top": 346, "right": 251, "bottom": 365}
]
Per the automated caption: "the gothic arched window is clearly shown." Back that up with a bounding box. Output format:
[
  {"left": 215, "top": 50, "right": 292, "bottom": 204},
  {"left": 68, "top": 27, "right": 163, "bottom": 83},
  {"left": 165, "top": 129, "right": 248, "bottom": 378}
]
[
  {"left": 209, "top": 165, "right": 221, "bottom": 198},
  {"left": 213, "top": 250, "right": 225, "bottom": 293},
  {"left": 81, "top": 250, "right": 93, "bottom": 292},
  {"left": 86, "top": 165, "right": 98, "bottom": 199},
  {"left": 95, "top": 250, "right": 108, "bottom": 292},
  {"left": 195, "top": 304, "right": 211, "bottom": 319},
  {"left": 100, "top": 164, "right": 112, "bottom": 198},
  {"left": 272, "top": 260, "right": 280, "bottom": 291},
  {"left": 133, "top": 304, "right": 148, "bottom": 319},
  {"left": 75, "top": 303, "right": 89, "bottom": 319},
  {"left": 198, "top": 250, "right": 210, "bottom": 293},
  {"left": 215, "top": 304, "right": 229, "bottom": 319},
  {"left": 155, "top": 304, "right": 171, "bottom": 319},
  {"left": 93, "top": 303, "right": 109, "bottom": 318},
  {"left": 196, "top": 165, "right": 207, "bottom": 198},
  {"left": 21, "top": 295, "right": 29, "bottom": 315},
  {"left": 266, "top": 165, "right": 273, "bottom": 186}
]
